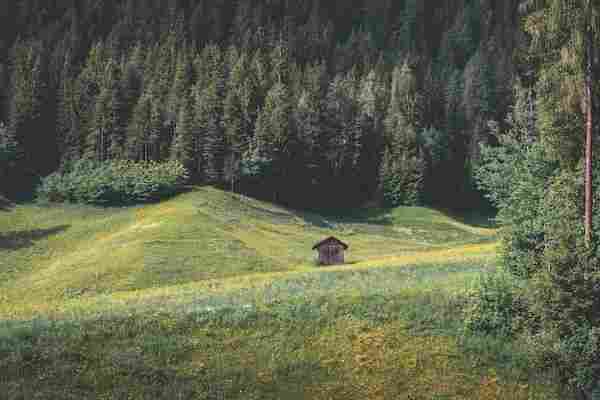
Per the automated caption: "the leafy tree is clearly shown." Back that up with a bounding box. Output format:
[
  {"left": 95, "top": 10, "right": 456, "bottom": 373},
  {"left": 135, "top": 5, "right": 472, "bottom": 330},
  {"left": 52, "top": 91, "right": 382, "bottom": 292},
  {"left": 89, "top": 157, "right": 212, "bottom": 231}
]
[
  {"left": 38, "top": 158, "right": 189, "bottom": 205},
  {"left": 523, "top": 0, "right": 600, "bottom": 246},
  {"left": 475, "top": 80, "right": 600, "bottom": 398},
  {"left": 476, "top": 83, "right": 554, "bottom": 278}
]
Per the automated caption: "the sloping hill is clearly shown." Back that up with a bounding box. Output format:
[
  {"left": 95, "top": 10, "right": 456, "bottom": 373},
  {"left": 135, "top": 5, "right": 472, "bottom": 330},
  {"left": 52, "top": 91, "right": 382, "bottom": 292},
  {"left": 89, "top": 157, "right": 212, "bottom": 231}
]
[
  {"left": 0, "top": 188, "right": 561, "bottom": 399},
  {"left": 0, "top": 187, "right": 495, "bottom": 306}
]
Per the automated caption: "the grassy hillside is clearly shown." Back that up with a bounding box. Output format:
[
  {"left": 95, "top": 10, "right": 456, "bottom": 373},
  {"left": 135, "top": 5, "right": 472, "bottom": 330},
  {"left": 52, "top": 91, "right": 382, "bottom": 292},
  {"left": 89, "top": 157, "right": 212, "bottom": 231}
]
[
  {"left": 0, "top": 188, "right": 560, "bottom": 399},
  {"left": 0, "top": 187, "right": 495, "bottom": 307}
]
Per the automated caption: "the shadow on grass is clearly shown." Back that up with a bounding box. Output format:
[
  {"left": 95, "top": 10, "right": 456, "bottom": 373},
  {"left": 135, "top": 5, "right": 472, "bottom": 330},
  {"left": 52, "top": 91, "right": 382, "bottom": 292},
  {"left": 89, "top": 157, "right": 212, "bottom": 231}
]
[
  {"left": 0, "top": 224, "right": 70, "bottom": 250},
  {"left": 241, "top": 202, "right": 297, "bottom": 224},
  {"left": 288, "top": 207, "right": 395, "bottom": 229},
  {"left": 0, "top": 195, "right": 14, "bottom": 211},
  {"left": 297, "top": 205, "right": 497, "bottom": 230},
  {"left": 438, "top": 208, "right": 498, "bottom": 229},
  {"left": 313, "top": 261, "right": 361, "bottom": 267},
  {"left": 293, "top": 210, "right": 338, "bottom": 229},
  {"left": 214, "top": 189, "right": 494, "bottom": 233}
]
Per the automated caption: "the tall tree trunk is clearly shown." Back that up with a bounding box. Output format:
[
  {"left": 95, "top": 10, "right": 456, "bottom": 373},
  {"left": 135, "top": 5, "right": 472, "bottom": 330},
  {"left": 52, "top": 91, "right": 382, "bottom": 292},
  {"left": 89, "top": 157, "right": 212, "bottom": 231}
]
[{"left": 584, "top": 22, "right": 594, "bottom": 247}]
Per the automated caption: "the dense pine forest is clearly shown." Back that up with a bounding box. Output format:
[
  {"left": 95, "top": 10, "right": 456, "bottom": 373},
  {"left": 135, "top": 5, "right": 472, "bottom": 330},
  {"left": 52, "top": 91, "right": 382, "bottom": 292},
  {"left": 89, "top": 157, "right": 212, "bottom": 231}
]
[
  {"left": 2, "top": 1, "right": 600, "bottom": 398},
  {"left": 0, "top": 0, "right": 521, "bottom": 208}
]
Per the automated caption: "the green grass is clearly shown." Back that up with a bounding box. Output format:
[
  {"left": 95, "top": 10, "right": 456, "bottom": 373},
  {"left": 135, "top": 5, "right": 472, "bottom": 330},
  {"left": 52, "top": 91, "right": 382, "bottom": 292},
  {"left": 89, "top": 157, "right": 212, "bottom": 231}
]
[
  {"left": 0, "top": 187, "right": 496, "bottom": 305},
  {"left": 0, "top": 187, "right": 561, "bottom": 399}
]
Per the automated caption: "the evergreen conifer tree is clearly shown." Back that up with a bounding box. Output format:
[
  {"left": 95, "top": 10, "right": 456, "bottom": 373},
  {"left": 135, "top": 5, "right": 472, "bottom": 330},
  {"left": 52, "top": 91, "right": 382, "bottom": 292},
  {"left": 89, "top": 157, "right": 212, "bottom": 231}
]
[
  {"left": 7, "top": 42, "right": 44, "bottom": 193},
  {"left": 149, "top": 89, "right": 167, "bottom": 161},
  {"left": 121, "top": 59, "right": 143, "bottom": 125},
  {"left": 270, "top": 39, "right": 289, "bottom": 84},
  {"left": 86, "top": 82, "right": 111, "bottom": 161},
  {"left": 250, "top": 48, "right": 270, "bottom": 107},
  {"left": 167, "top": 49, "right": 193, "bottom": 118},
  {"left": 108, "top": 63, "right": 127, "bottom": 160},
  {"left": 196, "top": 82, "right": 224, "bottom": 183},
  {"left": 380, "top": 62, "right": 423, "bottom": 205},
  {"left": 76, "top": 42, "right": 109, "bottom": 160},
  {"left": 170, "top": 94, "right": 194, "bottom": 170},
  {"left": 84, "top": 60, "right": 123, "bottom": 162},
  {"left": 0, "top": 121, "right": 17, "bottom": 193},
  {"left": 57, "top": 53, "right": 76, "bottom": 167},
  {"left": 254, "top": 81, "right": 292, "bottom": 201},
  {"left": 295, "top": 89, "right": 322, "bottom": 167},
  {"left": 126, "top": 87, "right": 152, "bottom": 161}
]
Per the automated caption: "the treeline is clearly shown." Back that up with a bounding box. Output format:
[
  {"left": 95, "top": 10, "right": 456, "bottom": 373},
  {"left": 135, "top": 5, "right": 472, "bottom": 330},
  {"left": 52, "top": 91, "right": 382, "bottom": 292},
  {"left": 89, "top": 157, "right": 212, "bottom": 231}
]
[
  {"left": 0, "top": 0, "right": 520, "bottom": 208},
  {"left": 466, "top": 1, "right": 600, "bottom": 398}
]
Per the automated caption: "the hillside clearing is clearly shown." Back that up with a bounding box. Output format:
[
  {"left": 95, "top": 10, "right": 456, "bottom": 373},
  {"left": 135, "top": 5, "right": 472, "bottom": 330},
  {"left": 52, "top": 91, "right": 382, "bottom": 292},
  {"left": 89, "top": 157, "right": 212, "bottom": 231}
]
[{"left": 0, "top": 188, "right": 560, "bottom": 399}]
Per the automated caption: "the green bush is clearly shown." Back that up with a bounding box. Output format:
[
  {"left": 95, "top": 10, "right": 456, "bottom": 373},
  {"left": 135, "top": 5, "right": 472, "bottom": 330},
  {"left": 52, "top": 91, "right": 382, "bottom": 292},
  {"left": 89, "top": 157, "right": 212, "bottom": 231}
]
[
  {"left": 474, "top": 151, "right": 600, "bottom": 396},
  {"left": 37, "top": 159, "right": 189, "bottom": 205},
  {"left": 474, "top": 87, "right": 600, "bottom": 397},
  {"left": 522, "top": 169, "right": 600, "bottom": 397},
  {"left": 463, "top": 268, "right": 523, "bottom": 337}
]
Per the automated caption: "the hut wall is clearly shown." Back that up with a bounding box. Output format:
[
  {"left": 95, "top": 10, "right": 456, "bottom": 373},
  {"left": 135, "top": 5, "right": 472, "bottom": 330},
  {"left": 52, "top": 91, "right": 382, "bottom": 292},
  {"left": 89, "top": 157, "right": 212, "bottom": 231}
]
[
  {"left": 335, "top": 248, "right": 344, "bottom": 264},
  {"left": 318, "top": 244, "right": 344, "bottom": 265}
]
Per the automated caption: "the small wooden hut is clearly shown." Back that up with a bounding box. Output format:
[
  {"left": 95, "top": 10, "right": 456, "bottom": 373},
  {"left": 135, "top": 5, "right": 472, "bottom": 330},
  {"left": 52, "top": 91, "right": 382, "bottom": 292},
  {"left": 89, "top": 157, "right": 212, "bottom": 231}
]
[{"left": 312, "top": 236, "right": 348, "bottom": 265}]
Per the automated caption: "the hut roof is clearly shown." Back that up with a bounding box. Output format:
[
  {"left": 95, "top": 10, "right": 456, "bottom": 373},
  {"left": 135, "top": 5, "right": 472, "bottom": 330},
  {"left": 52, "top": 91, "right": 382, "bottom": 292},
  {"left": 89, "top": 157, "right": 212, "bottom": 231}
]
[{"left": 312, "top": 236, "right": 349, "bottom": 250}]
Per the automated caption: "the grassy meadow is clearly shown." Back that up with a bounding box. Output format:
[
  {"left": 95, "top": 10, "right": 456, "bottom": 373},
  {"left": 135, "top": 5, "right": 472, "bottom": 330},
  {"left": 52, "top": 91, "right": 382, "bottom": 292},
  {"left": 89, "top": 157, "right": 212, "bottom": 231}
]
[{"left": 0, "top": 187, "right": 560, "bottom": 399}]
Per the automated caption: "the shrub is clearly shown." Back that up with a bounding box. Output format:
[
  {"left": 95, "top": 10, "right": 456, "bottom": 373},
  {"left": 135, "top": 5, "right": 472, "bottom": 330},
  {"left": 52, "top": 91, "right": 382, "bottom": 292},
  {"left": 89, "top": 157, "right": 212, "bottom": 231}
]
[
  {"left": 522, "top": 170, "right": 600, "bottom": 397},
  {"left": 474, "top": 88, "right": 600, "bottom": 397},
  {"left": 37, "top": 159, "right": 189, "bottom": 205},
  {"left": 463, "top": 268, "right": 523, "bottom": 337}
]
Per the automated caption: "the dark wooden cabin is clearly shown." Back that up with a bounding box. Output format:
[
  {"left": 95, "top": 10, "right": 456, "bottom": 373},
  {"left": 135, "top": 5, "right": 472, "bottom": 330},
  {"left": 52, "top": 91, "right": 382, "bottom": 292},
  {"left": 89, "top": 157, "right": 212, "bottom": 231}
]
[{"left": 312, "top": 236, "right": 348, "bottom": 265}]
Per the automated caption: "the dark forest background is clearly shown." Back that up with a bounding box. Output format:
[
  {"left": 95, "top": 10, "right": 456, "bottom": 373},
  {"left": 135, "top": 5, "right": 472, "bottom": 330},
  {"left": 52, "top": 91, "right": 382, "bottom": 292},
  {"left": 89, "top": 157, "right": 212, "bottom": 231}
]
[
  {"left": 0, "top": 0, "right": 523, "bottom": 209},
  {"left": 3, "top": 2, "right": 600, "bottom": 396}
]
